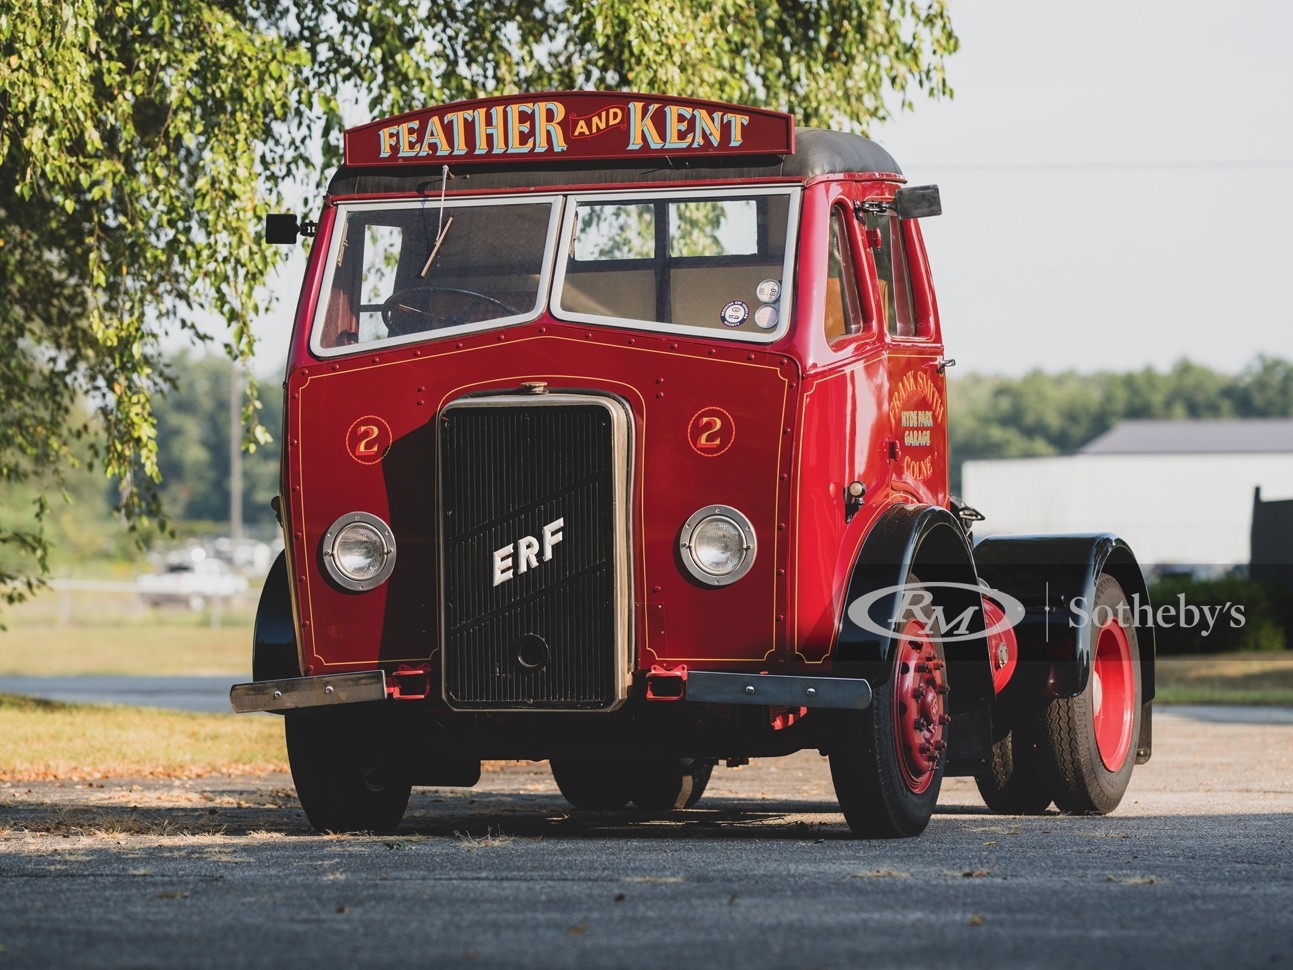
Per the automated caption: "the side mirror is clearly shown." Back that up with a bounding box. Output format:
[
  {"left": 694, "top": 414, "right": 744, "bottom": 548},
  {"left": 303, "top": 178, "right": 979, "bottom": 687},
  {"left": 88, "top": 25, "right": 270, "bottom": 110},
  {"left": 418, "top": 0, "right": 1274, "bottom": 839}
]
[
  {"left": 265, "top": 213, "right": 317, "bottom": 244},
  {"left": 891, "top": 185, "right": 941, "bottom": 220}
]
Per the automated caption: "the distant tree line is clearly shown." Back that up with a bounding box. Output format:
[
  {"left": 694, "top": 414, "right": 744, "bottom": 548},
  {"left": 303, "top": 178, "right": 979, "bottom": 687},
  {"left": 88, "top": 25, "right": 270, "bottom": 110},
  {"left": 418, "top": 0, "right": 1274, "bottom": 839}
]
[{"left": 948, "top": 356, "right": 1293, "bottom": 493}]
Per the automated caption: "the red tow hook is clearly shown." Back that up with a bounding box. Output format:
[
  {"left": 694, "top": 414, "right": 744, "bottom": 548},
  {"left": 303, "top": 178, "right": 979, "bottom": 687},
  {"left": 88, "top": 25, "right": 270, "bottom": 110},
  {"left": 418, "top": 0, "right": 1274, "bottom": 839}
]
[
  {"left": 387, "top": 664, "right": 433, "bottom": 700},
  {"left": 646, "top": 664, "right": 688, "bottom": 701},
  {"left": 770, "top": 706, "right": 808, "bottom": 731}
]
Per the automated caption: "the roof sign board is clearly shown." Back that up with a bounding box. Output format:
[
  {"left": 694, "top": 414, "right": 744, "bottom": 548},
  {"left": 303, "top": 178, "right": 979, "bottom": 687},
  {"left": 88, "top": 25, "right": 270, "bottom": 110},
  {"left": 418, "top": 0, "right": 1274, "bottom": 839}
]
[{"left": 343, "top": 91, "right": 795, "bottom": 168}]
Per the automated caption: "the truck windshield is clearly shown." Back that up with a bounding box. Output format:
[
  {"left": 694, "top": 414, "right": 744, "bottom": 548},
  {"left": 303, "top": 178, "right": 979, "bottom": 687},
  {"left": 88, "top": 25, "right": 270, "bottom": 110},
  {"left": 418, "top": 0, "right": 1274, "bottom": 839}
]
[
  {"left": 309, "top": 186, "right": 799, "bottom": 354},
  {"left": 552, "top": 187, "right": 798, "bottom": 342},
  {"left": 310, "top": 196, "right": 561, "bottom": 352}
]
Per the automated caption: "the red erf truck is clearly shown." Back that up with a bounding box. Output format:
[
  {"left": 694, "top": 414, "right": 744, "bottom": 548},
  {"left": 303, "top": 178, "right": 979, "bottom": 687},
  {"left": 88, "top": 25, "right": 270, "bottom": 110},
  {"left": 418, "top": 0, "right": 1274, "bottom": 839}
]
[{"left": 232, "top": 92, "right": 1154, "bottom": 837}]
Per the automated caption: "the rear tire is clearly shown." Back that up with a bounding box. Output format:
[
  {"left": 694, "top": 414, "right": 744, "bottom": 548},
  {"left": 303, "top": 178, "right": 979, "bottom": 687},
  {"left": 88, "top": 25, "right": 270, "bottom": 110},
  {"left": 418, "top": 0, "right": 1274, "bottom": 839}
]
[
  {"left": 286, "top": 709, "right": 412, "bottom": 834},
  {"left": 550, "top": 758, "right": 632, "bottom": 810},
  {"left": 1040, "top": 573, "right": 1142, "bottom": 815},
  {"left": 976, "top": 717, "right": 1053, "bottom": 814}
]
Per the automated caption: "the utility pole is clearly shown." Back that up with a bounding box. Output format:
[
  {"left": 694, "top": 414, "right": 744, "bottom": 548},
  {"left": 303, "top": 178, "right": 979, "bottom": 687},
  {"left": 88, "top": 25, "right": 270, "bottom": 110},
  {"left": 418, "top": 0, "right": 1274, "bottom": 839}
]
[{"left": 229, "top": 361, "right": 243, "bottom": 543}]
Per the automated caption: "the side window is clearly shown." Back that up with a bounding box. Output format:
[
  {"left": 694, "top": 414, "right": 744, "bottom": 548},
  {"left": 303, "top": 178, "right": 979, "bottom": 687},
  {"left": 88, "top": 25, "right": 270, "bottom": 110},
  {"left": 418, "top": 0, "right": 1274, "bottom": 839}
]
[
  {"left": 865, "top": 210, "right": 917, "bottom": 337},
  {"left": 825, "top": 206, "right": 864, "bottom": 346}
]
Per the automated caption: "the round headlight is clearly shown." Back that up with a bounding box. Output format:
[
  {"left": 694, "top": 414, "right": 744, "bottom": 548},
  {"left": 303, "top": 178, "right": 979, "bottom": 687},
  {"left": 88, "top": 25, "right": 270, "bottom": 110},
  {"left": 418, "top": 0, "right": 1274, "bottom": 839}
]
[
  {"left": 679, "top": 505, "right": 757, "bottom": 586},
  {"left": 323, "top": 512, "right": 397, "bottom": 591},
  {"left": 691, "top": 516, "right": 746, "bottom": 574}
]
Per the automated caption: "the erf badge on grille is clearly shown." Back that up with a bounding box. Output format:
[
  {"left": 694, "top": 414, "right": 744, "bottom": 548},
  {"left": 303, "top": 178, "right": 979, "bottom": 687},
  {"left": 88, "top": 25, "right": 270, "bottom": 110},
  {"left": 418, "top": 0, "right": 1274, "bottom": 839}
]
[{"left": 492, "top": 517, "right": 565, "bottom": 587}]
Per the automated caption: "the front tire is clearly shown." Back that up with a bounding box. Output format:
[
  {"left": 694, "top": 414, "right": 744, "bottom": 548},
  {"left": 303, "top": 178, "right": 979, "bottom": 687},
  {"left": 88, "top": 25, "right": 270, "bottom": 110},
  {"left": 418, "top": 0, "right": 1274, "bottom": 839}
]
[
  {"left": 1040, "top": 573, "right": 1142, "bottom": 814},
  {"left": 286, "top": 709, "right": 412, "bottom": 834},
  {"left": 628, "top": 758, "right": 713, "bottom": 811},
  {"left": 829, "top": 610, "right": 948, "bottom": 838},
  {"left": 550, "top": 757, "right": 632, "bottom": 810}
]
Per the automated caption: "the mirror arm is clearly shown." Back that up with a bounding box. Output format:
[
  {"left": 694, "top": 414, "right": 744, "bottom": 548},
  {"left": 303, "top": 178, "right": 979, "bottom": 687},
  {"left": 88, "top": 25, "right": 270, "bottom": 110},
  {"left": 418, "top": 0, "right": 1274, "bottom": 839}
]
[{"left": 852, "top": 199, "right": 889, "bottom": 220}]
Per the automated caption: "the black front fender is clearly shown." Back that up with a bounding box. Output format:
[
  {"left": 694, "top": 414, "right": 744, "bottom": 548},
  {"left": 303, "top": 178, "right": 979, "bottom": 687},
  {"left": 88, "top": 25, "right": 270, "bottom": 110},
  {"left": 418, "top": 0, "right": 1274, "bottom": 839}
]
[
  {"left": 832, "top": 504, "right": 996, "bottom": 719},
  {"left": 252, "top": 552, "right": 300, "bottom": 683}
]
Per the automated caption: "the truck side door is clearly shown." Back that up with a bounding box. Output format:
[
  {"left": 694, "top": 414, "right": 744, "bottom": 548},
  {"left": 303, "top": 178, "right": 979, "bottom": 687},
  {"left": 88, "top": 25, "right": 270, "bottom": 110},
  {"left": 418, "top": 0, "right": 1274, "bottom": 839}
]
[{"left": 860, "top": 201, "right": 949, "bottom": 507}]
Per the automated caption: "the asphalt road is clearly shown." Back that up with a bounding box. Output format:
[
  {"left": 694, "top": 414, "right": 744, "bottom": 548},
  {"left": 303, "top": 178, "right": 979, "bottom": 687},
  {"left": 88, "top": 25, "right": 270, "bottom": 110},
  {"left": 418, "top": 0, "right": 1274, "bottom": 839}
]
[
  {"left": 1, "top": 707, "right": 1290, "bottom": 969},
  {"left": 0, "top": 675, "right": 236, "bottom": 713}
]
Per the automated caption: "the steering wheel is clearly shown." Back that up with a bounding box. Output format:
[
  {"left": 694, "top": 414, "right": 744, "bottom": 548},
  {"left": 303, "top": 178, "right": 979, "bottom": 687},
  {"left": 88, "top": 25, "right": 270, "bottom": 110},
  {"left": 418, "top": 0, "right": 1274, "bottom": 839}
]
[{"left": 381, "top": 286, "right": 520, "bottom": 336}]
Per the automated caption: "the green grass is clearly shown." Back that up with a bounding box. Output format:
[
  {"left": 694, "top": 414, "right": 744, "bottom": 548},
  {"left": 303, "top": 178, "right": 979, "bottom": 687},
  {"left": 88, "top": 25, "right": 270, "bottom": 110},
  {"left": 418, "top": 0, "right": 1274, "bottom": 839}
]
[
  {"left": 1, "top": 588, "right": 256, "bottom": 675},
  {"left": 1154, "top": 652, "right": 1293, "bottom": 706},
  {"left": 0, "top": 622, "right": 253, "bottom": 676},
  {"left": 0, "top": 693, "right": 286, "bottom": 781}
]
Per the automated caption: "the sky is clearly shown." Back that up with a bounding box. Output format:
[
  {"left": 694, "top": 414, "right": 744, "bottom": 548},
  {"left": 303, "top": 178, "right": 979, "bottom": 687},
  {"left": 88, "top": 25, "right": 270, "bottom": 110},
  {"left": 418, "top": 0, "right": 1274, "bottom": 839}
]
[
  {"left": 249, "top": 0, "right": 1293, "bottom": 378},
  {"left": 871, "top": 0, "right": 1293, "bottom": 375}
]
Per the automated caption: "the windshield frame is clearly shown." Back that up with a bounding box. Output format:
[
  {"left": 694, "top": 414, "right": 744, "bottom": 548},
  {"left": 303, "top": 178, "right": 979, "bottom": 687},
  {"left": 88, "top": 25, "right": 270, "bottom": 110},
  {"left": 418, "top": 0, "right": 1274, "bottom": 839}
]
[
  {"left": 549, "top": 184, "right": 800, "bottom": 344},
  {"left": 307, "top": 193, "right": 565, "bottom": 358}
]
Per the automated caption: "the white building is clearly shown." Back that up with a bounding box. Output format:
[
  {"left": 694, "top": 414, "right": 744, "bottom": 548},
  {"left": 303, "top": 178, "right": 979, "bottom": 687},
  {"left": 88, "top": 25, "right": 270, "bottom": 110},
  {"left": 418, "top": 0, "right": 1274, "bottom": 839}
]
[{"left": 962, "top": 419, "right": 1293, "bottom": 568}]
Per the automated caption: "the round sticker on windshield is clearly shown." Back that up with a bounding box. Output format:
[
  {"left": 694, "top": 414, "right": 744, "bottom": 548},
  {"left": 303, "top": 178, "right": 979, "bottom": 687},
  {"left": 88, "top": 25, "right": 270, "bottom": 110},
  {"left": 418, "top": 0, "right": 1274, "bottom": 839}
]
[
  {"left": 754, "top": 305, "right": 779, "bottom": 330},
  {"left": 721, "top": 300, "right": 750, "bottom": 327},
  {"left": 755, "top": 279, "right": 782, "bottom": 303}
]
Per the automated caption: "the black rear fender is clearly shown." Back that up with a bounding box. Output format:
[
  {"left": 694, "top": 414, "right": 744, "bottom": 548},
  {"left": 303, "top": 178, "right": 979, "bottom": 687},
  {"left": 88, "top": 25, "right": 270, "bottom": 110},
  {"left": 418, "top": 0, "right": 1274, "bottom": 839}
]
[
  {"left": 974, "top": 533, "right": 1155, "bottom": 763},
  {"left": 973, "top": 533, "right": 1155, "bottom": 701}
]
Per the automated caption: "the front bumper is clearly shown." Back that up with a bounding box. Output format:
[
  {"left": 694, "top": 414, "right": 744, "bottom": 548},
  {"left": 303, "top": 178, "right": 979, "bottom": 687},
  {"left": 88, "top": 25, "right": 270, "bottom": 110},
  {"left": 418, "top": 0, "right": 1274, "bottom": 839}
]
[
  {"left": 229, "top": 668, "right": 873, "bottom": 715},
  {"left": 230, "top": 670, "right": 387, "bottom": 713}
]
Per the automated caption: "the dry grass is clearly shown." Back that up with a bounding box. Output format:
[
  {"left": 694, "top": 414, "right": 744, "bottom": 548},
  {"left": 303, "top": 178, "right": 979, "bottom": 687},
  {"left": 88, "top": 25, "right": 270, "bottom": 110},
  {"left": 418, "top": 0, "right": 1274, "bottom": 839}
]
[
  {"left": 453, "top": 827, "right": 515, "bottom": 849},
  {"left": 1155, "top": 652, "right": 1293, "bottom": 705},
  {"left": 0, "top": 623, "right": 252, "bottom": 677},
  {"left": 11, "top": 805, "right": 229, "bottom": 838},
  {"left": 0, "top": 693, "right": 286, "bottom": 781}
]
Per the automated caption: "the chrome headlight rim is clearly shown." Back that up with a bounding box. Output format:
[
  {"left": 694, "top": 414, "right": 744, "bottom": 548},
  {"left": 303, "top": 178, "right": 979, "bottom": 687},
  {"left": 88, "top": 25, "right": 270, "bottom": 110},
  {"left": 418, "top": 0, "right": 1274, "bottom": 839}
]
[
  {"left": 678, "top": 504, "right": 757, "bottom": 586},
  {"left": 322, "top": 511, "right": 397, "bottom": 591}
]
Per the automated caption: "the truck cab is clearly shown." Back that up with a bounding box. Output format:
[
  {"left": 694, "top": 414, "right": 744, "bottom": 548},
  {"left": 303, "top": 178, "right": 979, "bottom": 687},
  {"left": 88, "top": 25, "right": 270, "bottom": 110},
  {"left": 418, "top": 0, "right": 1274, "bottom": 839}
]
[{"left": 234, "top": 92, "right": 1154, "bottom": 837}]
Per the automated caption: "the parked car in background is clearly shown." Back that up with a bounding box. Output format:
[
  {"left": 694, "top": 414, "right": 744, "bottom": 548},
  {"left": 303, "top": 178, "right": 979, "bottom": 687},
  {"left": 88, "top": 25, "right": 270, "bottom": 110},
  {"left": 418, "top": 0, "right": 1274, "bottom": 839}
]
[{"left": 136, "top": 550, "right": 249, "bottom": 610}]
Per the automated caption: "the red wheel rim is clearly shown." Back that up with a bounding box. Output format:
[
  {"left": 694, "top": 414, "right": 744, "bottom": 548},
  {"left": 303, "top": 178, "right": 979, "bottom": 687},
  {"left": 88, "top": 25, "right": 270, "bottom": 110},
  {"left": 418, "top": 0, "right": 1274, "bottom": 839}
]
[
  {"left": 891, "top": 618, "right": 948, "bottom": 794},
  {"left": 1092, "top": 619, "right": 1135, "bottom": 772}
]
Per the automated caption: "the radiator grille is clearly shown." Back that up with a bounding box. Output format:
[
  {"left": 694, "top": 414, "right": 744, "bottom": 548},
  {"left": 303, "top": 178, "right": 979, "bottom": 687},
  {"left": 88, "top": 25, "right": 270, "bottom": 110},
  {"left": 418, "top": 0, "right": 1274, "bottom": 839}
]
[{"left": 439, "top": 398, "right": 626, "bottom": 709}]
